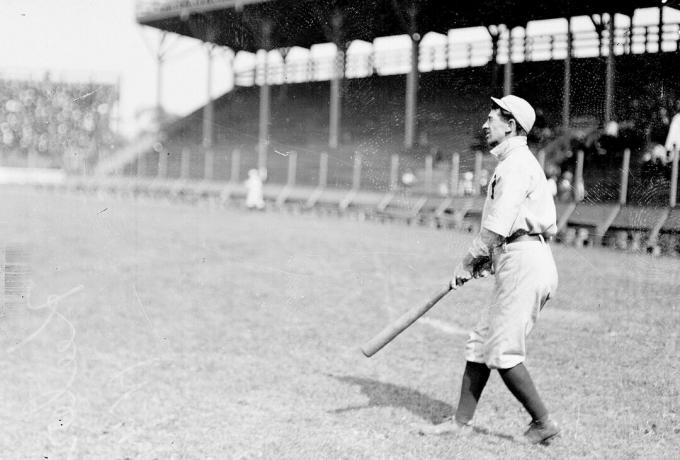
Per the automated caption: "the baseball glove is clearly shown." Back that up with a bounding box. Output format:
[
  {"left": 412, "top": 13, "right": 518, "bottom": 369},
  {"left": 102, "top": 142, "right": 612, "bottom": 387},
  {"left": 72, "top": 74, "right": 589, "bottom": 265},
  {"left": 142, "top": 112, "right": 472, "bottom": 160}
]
[{"left": 472, "top": 256, "right": 493, "bottom": 278}]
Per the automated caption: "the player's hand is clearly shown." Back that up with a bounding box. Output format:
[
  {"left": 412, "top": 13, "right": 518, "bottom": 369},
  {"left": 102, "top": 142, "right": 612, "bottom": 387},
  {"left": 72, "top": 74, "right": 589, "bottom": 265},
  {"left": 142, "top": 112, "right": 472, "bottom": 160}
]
[{"left": 451, "top": 262, "right": 473, "bottom": 290}]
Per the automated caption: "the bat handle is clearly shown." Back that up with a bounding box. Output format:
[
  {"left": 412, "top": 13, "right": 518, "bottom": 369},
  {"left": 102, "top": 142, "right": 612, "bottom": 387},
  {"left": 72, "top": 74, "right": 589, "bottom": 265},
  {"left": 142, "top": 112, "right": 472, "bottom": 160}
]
[{"left": 360, "top": 285, "right": 452, "bottom": 357}]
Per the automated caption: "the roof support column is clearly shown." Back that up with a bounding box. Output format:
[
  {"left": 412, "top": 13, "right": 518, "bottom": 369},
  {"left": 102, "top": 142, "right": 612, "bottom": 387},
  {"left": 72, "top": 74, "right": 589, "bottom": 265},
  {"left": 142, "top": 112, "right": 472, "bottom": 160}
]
[
  {"left": 258, "top": 20, "right": 272, "bottom": 173},
  {"left": 659, "top": 2, "right": 665, "bottom": 52},
  {"left": 563, "top": 17, "right": 572, "bottom": 129},
  {"left": 504, "top": 27, "right": 513, "bottom": 95},
  {"left": 203, "top": 44, "right": 215, "bottom": 149},
  {"left": 329, "top": 12, "right": 344, "bottom": 150},
  {"left": 329, "top": 53, "right": 344, "bottom": 149},
  {"left": 155, "top": 32, "right": 169, "bottom": 132},
  {"left": 405, "top": 31, "right": 420, "bottom": 149},
  {"left": 605, "top": 13, "right": 615, "bottom": 123},
  {"left": 488, "top": 27, "right": 500, "bottom": 93}
]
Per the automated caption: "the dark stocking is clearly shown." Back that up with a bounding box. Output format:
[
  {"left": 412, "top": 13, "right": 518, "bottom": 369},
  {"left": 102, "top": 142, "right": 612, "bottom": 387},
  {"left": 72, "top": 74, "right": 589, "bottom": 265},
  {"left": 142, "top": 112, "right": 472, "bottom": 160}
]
[
  {"left": 454, "top": 361, "right": 491, "bottom": 424},
  {"left": 498, "top": 362, "right": 549, "bottom": 422}
]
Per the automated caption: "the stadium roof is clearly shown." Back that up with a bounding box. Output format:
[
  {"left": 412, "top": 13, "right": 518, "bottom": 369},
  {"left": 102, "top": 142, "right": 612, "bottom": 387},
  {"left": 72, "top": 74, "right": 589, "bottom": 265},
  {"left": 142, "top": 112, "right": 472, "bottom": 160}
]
[{"left": 137, "top": 0, "right": 680, "bottom": 52}]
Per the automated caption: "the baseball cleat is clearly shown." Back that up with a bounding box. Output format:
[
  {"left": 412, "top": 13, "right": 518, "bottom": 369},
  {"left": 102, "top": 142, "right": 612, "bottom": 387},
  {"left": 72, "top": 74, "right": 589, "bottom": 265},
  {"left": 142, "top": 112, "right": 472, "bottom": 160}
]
[
  {"left": 414, "top": 417, "right": 473, "bottom": 436},
  {"left": 524, "top": 418, "right": 560, "bottom": 444}
]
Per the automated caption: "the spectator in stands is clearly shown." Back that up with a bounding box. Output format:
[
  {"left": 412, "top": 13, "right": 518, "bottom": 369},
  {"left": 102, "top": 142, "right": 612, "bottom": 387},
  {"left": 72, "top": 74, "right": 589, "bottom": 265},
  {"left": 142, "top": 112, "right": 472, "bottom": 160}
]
[
  {"left": 245, "top": 169, "right": 265, "bottom": 210},
  {"left": 0, "top": 75, "right": 117, "bottom": 171},
  {"left": 461, "top": 171, "right": 474, "bottom": 196},
  {"left": 557, "top": 171, "right": 573, "bottom": 202},
  {"left": 666, "top": 99, "right": 680, "bottom": 155},
  {"left": 401, "top": 169, "right": 416, "bottom": 187},
  {"left": 478, "top": 169, "right": 489, "bottom": 195},
  {"left": 528, "top": 108, "right": 553, "bottom": 148},
  {"left": 646, "top": 106, "right": 671, "bottom": 160}
]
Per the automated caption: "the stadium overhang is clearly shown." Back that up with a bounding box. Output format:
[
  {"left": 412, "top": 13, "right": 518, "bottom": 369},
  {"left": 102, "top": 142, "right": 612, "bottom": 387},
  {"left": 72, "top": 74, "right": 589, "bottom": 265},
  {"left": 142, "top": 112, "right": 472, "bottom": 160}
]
[{"left": 136, "top": 0, "right": 680, "bottom": 51}]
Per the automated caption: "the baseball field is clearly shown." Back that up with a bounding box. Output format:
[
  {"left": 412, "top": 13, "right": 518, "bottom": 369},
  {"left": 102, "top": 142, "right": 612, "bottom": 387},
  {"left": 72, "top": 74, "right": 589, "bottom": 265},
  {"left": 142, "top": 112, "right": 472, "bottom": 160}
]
[{"left": 0, "top": 186, "right": 678, "bottom": 459}]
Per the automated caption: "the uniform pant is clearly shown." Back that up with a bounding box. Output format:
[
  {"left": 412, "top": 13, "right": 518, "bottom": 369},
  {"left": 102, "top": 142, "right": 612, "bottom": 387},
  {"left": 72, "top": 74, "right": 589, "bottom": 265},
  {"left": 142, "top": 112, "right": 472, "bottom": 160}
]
[{"left": 465, "top": 239, "right": 558, "bottom": 369}]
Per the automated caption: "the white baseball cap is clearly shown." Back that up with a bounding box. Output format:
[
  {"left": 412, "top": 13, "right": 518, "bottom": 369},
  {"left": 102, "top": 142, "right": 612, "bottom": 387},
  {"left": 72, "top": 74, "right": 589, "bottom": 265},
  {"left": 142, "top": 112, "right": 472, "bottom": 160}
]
[{"left": 490, "top": 95, "right": 536, "bottom": 133}]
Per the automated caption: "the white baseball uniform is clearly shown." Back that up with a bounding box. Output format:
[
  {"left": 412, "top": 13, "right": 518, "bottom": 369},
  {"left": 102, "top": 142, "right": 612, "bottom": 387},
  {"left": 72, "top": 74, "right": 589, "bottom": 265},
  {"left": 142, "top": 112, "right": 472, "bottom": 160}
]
[{"left": 464, "top": 136, "right": 559, "bottom": 369}]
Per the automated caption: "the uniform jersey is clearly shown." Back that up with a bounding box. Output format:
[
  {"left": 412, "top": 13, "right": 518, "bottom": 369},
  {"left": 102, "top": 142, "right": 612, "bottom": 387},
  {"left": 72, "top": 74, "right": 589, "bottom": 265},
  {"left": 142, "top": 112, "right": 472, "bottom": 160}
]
[{"left": 481, "top": 136, "right": 557, "bottom": 239}]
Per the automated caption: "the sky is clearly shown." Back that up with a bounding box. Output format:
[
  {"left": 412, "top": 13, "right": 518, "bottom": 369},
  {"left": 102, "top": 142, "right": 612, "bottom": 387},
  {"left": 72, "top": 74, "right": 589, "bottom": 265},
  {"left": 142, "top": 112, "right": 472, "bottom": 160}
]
[{"left": 0, "top": 1, "right": 676, "bottom": 138}]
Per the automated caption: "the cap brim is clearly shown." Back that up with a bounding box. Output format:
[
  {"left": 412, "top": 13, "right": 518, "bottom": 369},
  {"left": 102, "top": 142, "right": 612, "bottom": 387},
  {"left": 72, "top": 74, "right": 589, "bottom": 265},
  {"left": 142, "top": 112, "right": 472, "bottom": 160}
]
[{"left": 490, "top": 97, "right": 510, "bottom": 112}]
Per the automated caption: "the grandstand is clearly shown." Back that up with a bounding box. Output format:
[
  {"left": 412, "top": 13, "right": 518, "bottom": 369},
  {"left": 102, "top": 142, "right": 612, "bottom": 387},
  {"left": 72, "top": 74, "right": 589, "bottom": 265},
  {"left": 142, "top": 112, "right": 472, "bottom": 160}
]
[
  {"left": 37, "top": 0, "right": 680, "bottom": 256},
  {"left": 0, "top": 71, "right": 120, "bottom": 173},
  {"left": 125, "top": 1, "right": 680, "bottom": 191}
]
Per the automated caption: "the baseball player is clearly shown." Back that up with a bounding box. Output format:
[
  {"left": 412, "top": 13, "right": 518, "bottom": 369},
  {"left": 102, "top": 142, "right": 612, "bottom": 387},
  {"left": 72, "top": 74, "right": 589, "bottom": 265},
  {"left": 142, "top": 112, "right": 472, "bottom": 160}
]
[{"left": 419, "top": 95, "right": 560, "bottom": 444}]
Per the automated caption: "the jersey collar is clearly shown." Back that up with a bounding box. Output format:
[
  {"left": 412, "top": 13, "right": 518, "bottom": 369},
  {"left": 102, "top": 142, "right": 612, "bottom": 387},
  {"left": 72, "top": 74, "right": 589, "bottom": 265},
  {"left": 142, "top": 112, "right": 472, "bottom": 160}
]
[{"left": 490, "top": 136, "right": 528, "bottom": 161}]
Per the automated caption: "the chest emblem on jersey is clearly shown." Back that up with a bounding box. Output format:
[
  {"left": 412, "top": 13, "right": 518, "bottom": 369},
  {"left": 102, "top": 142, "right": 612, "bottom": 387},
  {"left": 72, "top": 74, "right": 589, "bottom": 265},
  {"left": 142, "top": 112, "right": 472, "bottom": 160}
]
[{"left": 491, "top": 175, "right": 500, "bottom": 199}]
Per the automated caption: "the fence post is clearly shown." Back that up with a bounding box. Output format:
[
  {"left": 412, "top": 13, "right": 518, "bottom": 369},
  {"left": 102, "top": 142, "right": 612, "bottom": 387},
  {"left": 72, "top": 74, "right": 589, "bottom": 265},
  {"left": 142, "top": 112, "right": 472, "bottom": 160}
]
[
  {"left": 474, "top": 150, "right": 483, "bottom": 196},
  {"left": 671, "top": 145, "right": 679, "bottom": 208},
  {"left": 389, "top": 154, "right": 399, "bottom": 191},
  {"left": 619, "top": 148, "right": 630, "bottom": 205},
  {"left": 319, "top": 152, "right": 328, "bottom": 188},
  {"left": 180, "top": 148, "right": 191, "bottom": 179},
  {"left": 575, "top": 149, "right": 585, "bottom": 202},
  {"left": 137, "top": 153, "right": 146, "bottom": 177},
  {"left": 450, "top": 152, "right": 460, "bottom": 196},
  {"left": 352, "top": 152, "right": 362, "bottom": 190},
  {"left": 204, "top": 148, "right": 214, "bottom": 180},
  {"left": 424, "top": 154, "right": 433, "bottom": 194},
  {"left": 230, "top": 148, "right": 240, "bottom": 183},
  {"left": 287, "top": 151, "right": 297, "bottom": 187},
  {"left": 158, "top": 146, "right": 168, "bottom": 178}
]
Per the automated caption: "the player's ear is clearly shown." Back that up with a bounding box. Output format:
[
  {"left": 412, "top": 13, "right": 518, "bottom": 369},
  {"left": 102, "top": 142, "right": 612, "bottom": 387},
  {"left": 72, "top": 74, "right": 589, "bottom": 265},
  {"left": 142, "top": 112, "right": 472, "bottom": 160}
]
[{"left": 505, "top": 118, "right": 515, "bottom": 135}]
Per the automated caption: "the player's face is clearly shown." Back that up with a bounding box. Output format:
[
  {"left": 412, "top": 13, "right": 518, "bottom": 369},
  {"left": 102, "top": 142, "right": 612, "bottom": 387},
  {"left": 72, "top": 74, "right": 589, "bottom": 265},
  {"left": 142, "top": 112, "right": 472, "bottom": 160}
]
[{"left": 482, "top": 109, "right": 511, "bottom": 147}]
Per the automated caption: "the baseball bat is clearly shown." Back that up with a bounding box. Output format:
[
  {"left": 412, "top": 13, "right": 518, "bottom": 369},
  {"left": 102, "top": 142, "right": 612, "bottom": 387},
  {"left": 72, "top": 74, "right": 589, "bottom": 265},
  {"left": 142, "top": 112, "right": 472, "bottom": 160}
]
[{"left": 361, "top": 284, "right": 452, "bottom": 357}]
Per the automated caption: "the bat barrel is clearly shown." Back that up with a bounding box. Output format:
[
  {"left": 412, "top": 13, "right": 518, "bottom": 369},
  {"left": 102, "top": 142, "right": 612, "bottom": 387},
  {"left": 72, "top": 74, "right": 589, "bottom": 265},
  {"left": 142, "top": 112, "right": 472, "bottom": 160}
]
[{"left": 361, "top": 285, "right": 451, "bottom": 357}]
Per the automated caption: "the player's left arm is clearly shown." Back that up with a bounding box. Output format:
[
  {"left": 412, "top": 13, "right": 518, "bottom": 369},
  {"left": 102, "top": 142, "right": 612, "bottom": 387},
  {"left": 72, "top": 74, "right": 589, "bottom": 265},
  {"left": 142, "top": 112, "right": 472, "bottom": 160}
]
[{"left": 452, "top": 164, "right": 530, "bottom": 288}]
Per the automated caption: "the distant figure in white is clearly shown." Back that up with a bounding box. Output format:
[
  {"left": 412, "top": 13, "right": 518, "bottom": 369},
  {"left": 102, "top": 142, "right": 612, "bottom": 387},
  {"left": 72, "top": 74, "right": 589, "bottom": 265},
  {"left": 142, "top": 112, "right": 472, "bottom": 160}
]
[
  {"left": 245, "top": 169, "right": 265, "bottom": 210},
  {"left": 461, "top": 171, "right": 475, "bottom": 196}
]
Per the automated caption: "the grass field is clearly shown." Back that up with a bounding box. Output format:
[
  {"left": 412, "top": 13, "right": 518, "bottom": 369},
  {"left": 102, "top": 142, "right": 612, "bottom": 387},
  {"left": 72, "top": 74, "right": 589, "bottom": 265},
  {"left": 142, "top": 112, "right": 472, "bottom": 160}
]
[{"left": 0, "top": 186, "right": 678, "bottom": 459}]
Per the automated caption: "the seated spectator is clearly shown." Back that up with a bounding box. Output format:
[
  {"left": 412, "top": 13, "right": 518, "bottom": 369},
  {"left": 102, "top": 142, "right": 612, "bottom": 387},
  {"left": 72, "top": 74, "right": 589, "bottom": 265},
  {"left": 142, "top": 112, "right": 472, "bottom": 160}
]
[
  {"left": 557, "top": 171, "right": 573, "bottom": 202},
  {"left": 461, "top": 171, "right": 474, "bottom": 196},
  {"left": 665, "top": 99, "right": 680, "bottom": 154},
  {"left": 401, "top": 169, "right": 416, "bottom": 187},
  {"left": 647, "top": 106, "right": 670, "bottom": 150}
]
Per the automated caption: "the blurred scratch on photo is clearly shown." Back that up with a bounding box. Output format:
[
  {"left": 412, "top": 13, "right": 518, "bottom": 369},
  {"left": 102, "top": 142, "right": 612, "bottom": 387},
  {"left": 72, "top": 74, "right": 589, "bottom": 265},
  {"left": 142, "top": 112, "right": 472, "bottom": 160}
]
[
  {"left": 108, "top": 380, "right": 150, "bottom": 414},
  {"left": 133, "top": 284, "right": 157, "bottom": 336},
  {"left": 232, "top": 261, "right": 309, "bottom": 276},
  {"left": 72, "top": 88, "right": 100, "bottom": 102},
  {"left": 110, "top": 357, "right": 162, "bottom": 383},
  {"left": 7, "top": 285, "right": 84, "bottom": 354}
]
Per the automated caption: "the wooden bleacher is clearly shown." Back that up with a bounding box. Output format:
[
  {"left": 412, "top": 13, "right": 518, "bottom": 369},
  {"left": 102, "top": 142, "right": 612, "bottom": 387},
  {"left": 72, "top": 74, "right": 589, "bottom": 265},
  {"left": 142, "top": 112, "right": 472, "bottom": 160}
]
[
  {"left": 566, "top": 203, "right": 621, "bottom": 246},
  {"left": 433, "top": 196, "right": 485, "bottom": 231},
  {"left": 374, "top": 192, "right": 428, "bottom": 224}
]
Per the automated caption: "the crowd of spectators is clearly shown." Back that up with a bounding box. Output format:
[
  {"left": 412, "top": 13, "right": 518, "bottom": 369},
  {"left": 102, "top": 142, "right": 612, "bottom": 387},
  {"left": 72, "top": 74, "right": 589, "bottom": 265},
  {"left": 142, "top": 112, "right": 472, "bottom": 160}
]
[
  {"left": 0, "top": 75, "right": 119, "bottom": 172},
  {"left": 535, "top": 93, "right": 680, "bottom": 203}
]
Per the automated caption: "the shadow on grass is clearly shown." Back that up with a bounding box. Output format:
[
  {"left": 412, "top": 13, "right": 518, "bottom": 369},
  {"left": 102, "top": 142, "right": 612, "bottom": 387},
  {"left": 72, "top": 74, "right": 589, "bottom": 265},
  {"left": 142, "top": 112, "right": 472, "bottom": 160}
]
[
  {"left": 329, "top": 374, "right": 516, "bottom": 442},
  {"left": 329, "top": 375, "right": 453, "bottom": 424}
]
